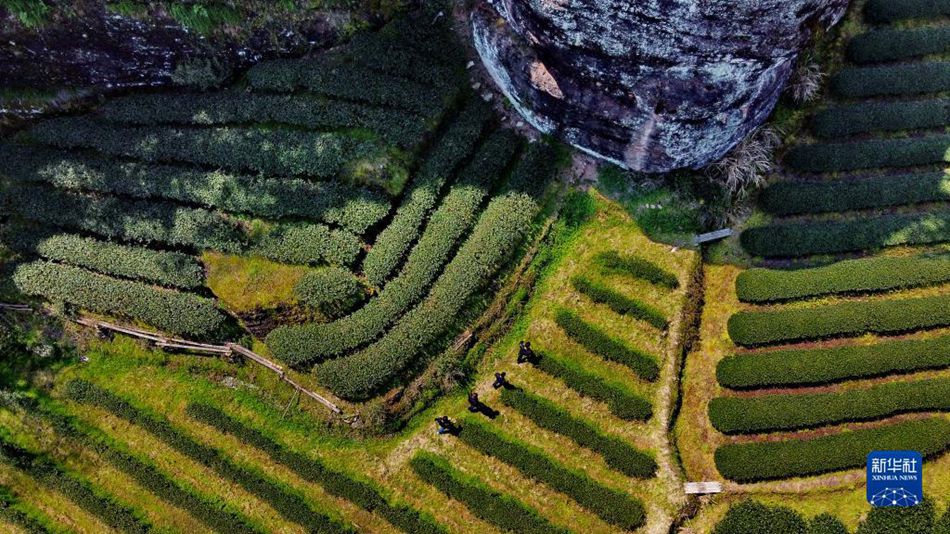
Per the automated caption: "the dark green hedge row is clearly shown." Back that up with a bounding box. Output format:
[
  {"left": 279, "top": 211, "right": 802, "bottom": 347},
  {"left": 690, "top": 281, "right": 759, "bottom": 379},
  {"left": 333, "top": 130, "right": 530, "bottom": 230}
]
[
  {"left": 499, "top": 388, "right": 656, "bottom": 478},
  {"left": 570, "top": 276, "right": 667, "bottom": 329},
  {"left": 0, "top": 486, "right": 53, "bottom": 534},
  {"left": 457, "top": 419, "right": 646, "bottom": 530},
  {"left": 735, "top": 255, "right": 950, "bottom": 303},
  {"left": 294, "top": 267, "right": 365, "bottom": 316},
  {"left": 267, "top": 130, "right": 518, "bottom": 365},
  {"left": 0, "top": 434, "right": 150, "bottom": 534},
  {"left": 712, "top": 500, "right": 850, "bottom": 534},
  {"left": 866, "top": 0, "right": 950, "bottom": 22},
  {"left": 63, "top": 380, "right": 354, "bottom": 534},
  {"left": 714, "top": 417, "right": 950, "bottom": 482},
  {"left": 553, "top": 309, "right": 659, "bottom": 381},
  {"left": 812, "top": 98, "right": 950, "bottom": 139},
  {"left": 709, "top": 377, "right": 950, "bottom": 434},
  {"left": 740, "top": 209, "right": 950, "bottom": 257},
  {"left": 785, "top": 134, "right": 950, "bottom": 173},
  {"left": 13, "top": 261, "right": 228, "bottom": 339},
  {"left": 313, "top": 144, "right": 555, "bottom": 400},
  {"left": 185, "top": 403, "right": 443, "bottom": 534},
  {"left": 4, "top": 226, "right": 205, "bottom": 289},
  {"left": 28, "top": 117, "right": 397, "bottom": 185},
  {"left": 362, "top": 100, "right": 491, "bottom": 286},
  {"left": 340, "top": 32, "right": 461, "bottom": 90},
  {"left": 376, "top": 11, "right": 466, "bottom": 68},
  {"left": 247, "top": 57, "right": 454, "bottom": 117},
  {"left": 594, "top": 250, "right": 679, "bottom": 288},
  {"left": 728, "top": 294, "right": 950, "bottom": 346},
  {"left": 533, "top": 352, "right": 653, "bottom": 421},
  {"left": 4, "top": 184, "right": 362, "bottom": 266},
  {"left": 409, "top": 453, "right": 565, "bottom": 534},
  {"left": 760, "top": 172, "right": 950, "bottom": 215},
  {"left": 860, "top": 499, "right": 944, "bottom": 534},
  {"left": 100, "top": 91, "right": 428, "bottom": 149},
  {"left": 848, "top": 26, "right": 950, "bottom": 65},
  {"left": 831, "top": 61, "right": 950, "bottom": 99},
  {"left": 0, "top": 143, "right": 390, "bottom": 234},
  {"left": 717, "top": 335, "right": 950, "bottom": 389}
]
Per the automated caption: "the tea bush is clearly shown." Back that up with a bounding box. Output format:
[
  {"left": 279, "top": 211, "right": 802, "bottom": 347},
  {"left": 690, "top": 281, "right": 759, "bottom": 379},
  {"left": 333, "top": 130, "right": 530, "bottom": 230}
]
[
  {"left": 570, "top": 276, "right": 667, "bottom": 329},
  {"left": 831, "top": 62, "right": 950, "bottom": 98},
  {"left": 593, "top": 250, "right": 679, "bottom": 288},
  {"left": 866, "top": 0, "right": 950, "bottom": 22},
  {"left": 812, "top": 99, "right": 950, "bottom": 138},
  {"left": 760, "top": 172, "right": 950, "bottom": 215},
  {"left": 848, "top": 26, "right": 950, "bottom": 64},
  {"left": 533, "top": 352, "right": 653, "bottom": 421},
  {"left": 553, "top": 309, "right": 660, "bottom": 380},
  {"left": 294, "top": 268, "right": 365, "bottom": 317},
  {"left": 785, "top": 134, "right": 950, "bottom": 173}
]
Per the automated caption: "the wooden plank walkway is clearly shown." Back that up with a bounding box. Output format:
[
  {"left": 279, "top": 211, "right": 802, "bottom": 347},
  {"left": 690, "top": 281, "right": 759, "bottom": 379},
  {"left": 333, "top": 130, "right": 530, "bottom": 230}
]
[
  {"left": 693, "top": 228, "right": 733, "bottom": 245},
  {"left": 684, "top": 481, "right": 723, "bottom": 494}
]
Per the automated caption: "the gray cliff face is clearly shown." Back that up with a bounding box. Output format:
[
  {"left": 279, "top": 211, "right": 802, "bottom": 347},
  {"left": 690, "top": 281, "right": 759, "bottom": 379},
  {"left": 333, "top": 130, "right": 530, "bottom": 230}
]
[{"left": 472, "top": 0, "right": 848, "bottom": 172}]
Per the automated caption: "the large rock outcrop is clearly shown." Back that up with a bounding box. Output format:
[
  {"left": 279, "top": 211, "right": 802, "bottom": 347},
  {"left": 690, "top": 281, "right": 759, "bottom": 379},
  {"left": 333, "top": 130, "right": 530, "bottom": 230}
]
[{"left": 472, "top": 0, "right": 848, "bottom": 173}]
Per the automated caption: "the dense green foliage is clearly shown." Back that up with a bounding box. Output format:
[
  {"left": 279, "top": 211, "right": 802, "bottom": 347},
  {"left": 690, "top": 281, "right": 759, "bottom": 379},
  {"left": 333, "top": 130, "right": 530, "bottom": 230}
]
[
  {"left": 457, "top": 420, "right": 645, "bottom": 530},
  {"left": 499, "top": 388, "right": 656, "bottom": 478},
  {"left": 553, "top": 309, "right": 659, "bottom": 380},
  {"left": 4, "top": 227, "right": 205, "bottom": 289},
  {"left": 294, "top": 268, "right": 365, "bottom": 316},
  {"left": 728, "top": 294, "right": 950, "bottom": 346},
  {"left": 866, "top": 0, "right": 950, "bottom": 22},
  {"left": 533, "top": 352, "right": 653, "bottom": 421},
  {"left": 409, "top": 453, "right": 565, "bottom": 534},
  {"left": 740, "top": 210, "right": 950, "bottom": 257},
  {"left": 831, "top": 62, "right": 950, "bottom": 98},
  {"left": 100, "top": 91, "right": 428, "bottom": 148},
  {"left": 714, "top": 417, "right": 950, "bottom": 482},
  {"left": 847, "top": 26, "right": 950, "bottom": 64},
  {"left": 858, "top": 499, "right": 937, "bottom": 534},
  {"left": 64, "top": 380, "right": 354, "bottom": 533},
  {"left": 570, "top": 276, "right": 667, "bottom": 329},
  {"left": 362, "top": 101, "right": 491, "bottom": 286},
  {"left": 0, "top": 486, "right": 52, "bottom": 534},
  {"left": 268, "top": 130, "right": 518, "bottom": 365},
  {"left": 735, "top": 255, "right": 950, "bottom": 302},
  {"left": 13, "top": 261, "right": 228, "bottom": 339},
  {"left": 0, "top": 434, "right": 150, "bottom": 533},
  {"left": 711, "top": 500, "right": 808, "bottom": 534},
  {"left": 185, "top": 403, "right": 443, "bottom": 534},
  {"left": 593, "top": 250, "right": 679, "bottom": 288},
  {"left": 812, "top": 99, "right": 950, "bottom": 138},
  {"left": 313, "top": 144, "right": 554, "bottom": 400},
  {"left": 247, "top": 222, "right": 361, "bottom": 267},
  {"left": 717, "top": 336, "right": 950, "bottom": 388},
  {"left": 27, "top": 117, "right": 397, "bottom": 184},
  {"left": 0, "top": 143, "right": 390, "bottom": 234},
  {"left": 785, "top": 134, "right": 950, "bottom": 173},
  {"left": 760, "top": 172, "right": 950, "bottom": 215},
  {"left": 709, "top": 378, "right": 950, "bottom": 434}
]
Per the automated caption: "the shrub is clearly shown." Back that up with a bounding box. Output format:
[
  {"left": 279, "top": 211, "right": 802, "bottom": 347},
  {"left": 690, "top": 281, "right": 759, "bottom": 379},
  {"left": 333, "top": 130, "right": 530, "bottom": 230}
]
[
  {"left": 810, "top": 514, "right": 850, "bottom": 534},
  {"left": 788, "top": 62, "right": 824, "bottom": 104},
  {"left": 362, "top": 100, "right": 491, "bottom": 286},
  {"left": 27, "top": 117, "right": 399, "bottom": 186},
  {"left": 714, "top": 417, "right": 950, "bottom": 482},
  {"left": 740, "top": 209, "right": 950, "bottom": 257},
  {"left": 294, "top": 268, "right": 365, "bottom": 316},
  {"left": 858, "top": 498, "right": 936, "bottom": 534},
  {"left": 866, "top": 0, "right": 950, "bottom": 22},
  {"left": 593, "top": 250, "right": 678, "bottom": 288},
  {"left": 553, "top": 309, "right": 659, "bottom": 380},
  {"left": 533, "top": 352, "right": 653, "bottom": 421},
  {"left": 848, "top": 26, "right": 950, "bottom": 65},
  {"left": 0, "top": 486, "right": 53, "bottom": 534},
  {"left": 711, "top": 500, "right": 807, "bottom": 534},
  {"left": 785, "top": 134, "right": 950, "bottom": 173},
  {"left": 458, "top": 420, "right": 645, "bottom": 530},
  {"left": 705, "top": 126, "right": 782, "bottom": 199},
  {"left": 570, "top": 276, "right": 667, "bottom": 329},
  {"left": 831, "top": 62, "right": 950, "bottom": 99},
  {"left": 13, "top": 261, "right": 228, "bottom": 339},
  {"left": 409, "top": 453, "right": 564, "bottom": 534},
  {"left": 185, "top": 403, "right": 443, "bottom": 534},
  {"left": 0, "top": 142, "right": 391, "bottom": 234},
  {"left": 717, "top": 335, "right": 950, "bottom": 389},
  {"left": 170, "top": 57, "right": 230, "bottom": 90},
  {"left": 268, "top": 129, "right": 518, "bottom": 365},
  {"left": 64, "top": 380, "right": 354, "bottom": 534},
  {"left": 247, "top": 57, "right": 454, "bottom": 117},
  {"left": 313, "top": 144, "right": 556, "bottom": 400},
  {"left": 813, "top": 98, "right": 950, "bottom": 139},
  {"left": 728, "top": 294, "right": 950, "bottom": 346},
  {"left": 0, "top": 434, "right": 150, "bottom": 533},
  {"left": 499, "top": 388, "right": 656, "bottom": 478},
  {"left": 760, "top": 172, "right": 950, "bottom": 216},
  {"left": 735, "top": 255, "right": 950, "bottom": 302},
  {"left": 709, "top": 377, "right": 950, "bottom": 434},
  {"left": 248, "top": 222, "right": 362, "bottom": 267},
  {"left": 338, "top": 31, "right": 463, "bottom": 90},
  {"left": 100, "top": 91, "right": 427, "bottom": 149},
  {"left": 4, "top": 226, "right": 205, "bottom": 289}
]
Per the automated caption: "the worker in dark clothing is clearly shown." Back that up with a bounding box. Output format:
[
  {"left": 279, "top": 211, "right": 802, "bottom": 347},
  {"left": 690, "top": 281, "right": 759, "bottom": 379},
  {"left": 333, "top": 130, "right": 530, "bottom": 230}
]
[
  {"left": 517, "top": 341, "right": 535, "bottom": 363},
  {"left": 492, "top": 372, "right": 507, "bottom": 389},
  {"left": 467, "top": 392, "right": 481, "bottom": 412},
  {"left": 435, "top": 416, "right": 457, "bottom": 435}
]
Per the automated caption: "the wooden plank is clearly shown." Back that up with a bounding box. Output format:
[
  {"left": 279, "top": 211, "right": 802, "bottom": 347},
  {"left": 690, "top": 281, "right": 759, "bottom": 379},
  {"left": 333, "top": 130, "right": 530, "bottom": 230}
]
[
  {"left": 684, "top": 481, "right": 723, "bottom": 494},
  {"left": 693, "top": 228, "right": 733, "bottom": 245}
]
